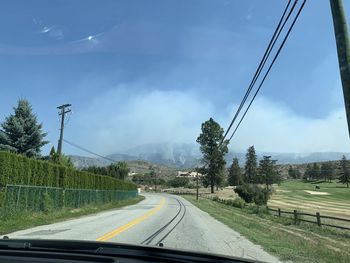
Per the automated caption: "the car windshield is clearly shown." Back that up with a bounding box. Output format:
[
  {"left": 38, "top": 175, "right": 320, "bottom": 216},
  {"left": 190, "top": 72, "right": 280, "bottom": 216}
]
[{"left": 1, "top": 1, "right": 350, "bottom": 262}]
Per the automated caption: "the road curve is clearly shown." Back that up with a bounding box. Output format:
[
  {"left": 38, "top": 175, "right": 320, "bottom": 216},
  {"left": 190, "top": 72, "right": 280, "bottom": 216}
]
[{"left": 3, "top": 194, "right": 280, "bottom": 262}]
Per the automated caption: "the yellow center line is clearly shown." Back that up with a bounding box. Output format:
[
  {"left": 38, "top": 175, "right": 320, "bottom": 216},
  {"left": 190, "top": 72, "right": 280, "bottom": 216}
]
[{"left": 96, "top": 197, "right": 166, "bottom": 242}]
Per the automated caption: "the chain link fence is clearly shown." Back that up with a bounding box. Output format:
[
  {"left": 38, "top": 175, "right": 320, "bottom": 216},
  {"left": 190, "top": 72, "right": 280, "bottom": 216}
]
[{"left": 0, "top": 184, "right": 138, "bottom": 218}]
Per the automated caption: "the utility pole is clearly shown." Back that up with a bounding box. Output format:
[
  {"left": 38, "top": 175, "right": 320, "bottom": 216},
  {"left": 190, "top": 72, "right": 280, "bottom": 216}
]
[
  {"left": 57, "top": 104, "right": 72, "bottom": 158},
  {"left": 330, "top": 0, "right": 350, "bottom": 137},
  {"left": 155, "top": 172, "right": 158, "bottom": 193},
  {"left": 196, "top": 170, "right": 199, "bottom": 200}
]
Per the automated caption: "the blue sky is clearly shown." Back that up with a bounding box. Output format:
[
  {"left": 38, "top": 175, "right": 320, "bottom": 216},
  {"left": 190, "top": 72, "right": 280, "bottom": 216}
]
[{"left": 1, "top": 0, "right": 350, "bottom": 155}]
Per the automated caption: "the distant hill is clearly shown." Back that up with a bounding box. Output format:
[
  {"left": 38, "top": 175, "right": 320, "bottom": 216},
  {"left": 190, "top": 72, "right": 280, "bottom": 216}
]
[
  {"left": 69, "top": 156, "right": 177, "bottom": 180},
  {"left": 70, "top": 142, "right": 350, "bottom": 169},
  {"left": 125, "top": 160, "right": 177, "bottom": 179},
  {"left": 118, "top": 142, "right": 201, "bottom": 168},
  {"left": 70, "top": 155, "right": 112, "bottom": 168}
]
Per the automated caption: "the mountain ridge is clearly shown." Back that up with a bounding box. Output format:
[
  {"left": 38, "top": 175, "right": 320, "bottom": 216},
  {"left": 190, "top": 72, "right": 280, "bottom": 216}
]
[{"left": 69, "top": 143, "right": 350, "bottom": 169}]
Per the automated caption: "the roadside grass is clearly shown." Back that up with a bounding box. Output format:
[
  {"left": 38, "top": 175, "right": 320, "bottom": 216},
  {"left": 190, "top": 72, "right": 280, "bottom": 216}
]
[
  {"left": 0, "top": 196, "right": 145, "bottom": 235},
  {"left": 184, "top": 195, "right": 350, "bottom": 263}
]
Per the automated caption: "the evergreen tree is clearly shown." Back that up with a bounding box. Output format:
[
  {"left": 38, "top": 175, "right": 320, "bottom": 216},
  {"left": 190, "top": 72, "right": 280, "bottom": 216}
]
[
  {"left": 244, "top": 146, "right": 257, "bottom": 183},
  {"left": 228, "top": 158, "right": 242, "bottom": 186},
  {"left": 311, "top": 163, "right": 321, "bottom": 180},
  {"left": 108, "top": 162, "right": 130, "bottom": 180},
  {"left": 288, "top": 166, "right": 296, "bottom": 179},
  {"left": 0, "top": 99, "right": 48, "bottom": 157},
  {"left": 196, "top": 118, "right": 228, "bottom": 193},
  {"left": 82, "top": 161, "right": 130, "bottom": 180},
  {"left": 338, "top": 155, "right": 350, "bottom": 188},
  {"left": 258, "top": 155, "right": 280, "bottom": 189},
  {"left": 289, "top": 166, "right": 301, "bottom": 179},
  {"left": 304, "top": 164, "right": 312, "bottom": 180},
  {"left": 321, "top": 162, "right": 334, "bottom": 182},
  {"left": 295, "top": 168, "right": 301, "bottom": 179},
  {"left": 214, "top": 170, "right": 225, "bottom": 190},
  {"left": 49, "top": 146, "right": 58, "bottom": 162}
]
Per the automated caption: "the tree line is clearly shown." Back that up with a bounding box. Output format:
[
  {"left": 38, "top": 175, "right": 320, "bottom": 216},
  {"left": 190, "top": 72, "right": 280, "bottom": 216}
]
[
  {"left": 196, "top": 118, "right": 281, "bottom": 193},
  {"left": 227, "top": 147, "right": 281, "bottom": 188},
  {"left": 287, "top": 157, "right": 350, "bottom": 187},
  {"left": 196, "top": 118, "right": 280, "bottom": 206},
  {"left": 82, "top": 162, "right": 130, "bottom": 181}
]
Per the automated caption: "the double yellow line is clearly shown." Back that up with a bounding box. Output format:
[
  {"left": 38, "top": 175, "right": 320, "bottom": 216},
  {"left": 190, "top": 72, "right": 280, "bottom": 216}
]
[{"left": 96, "top": 197, "right": 166, "bottom": 241}]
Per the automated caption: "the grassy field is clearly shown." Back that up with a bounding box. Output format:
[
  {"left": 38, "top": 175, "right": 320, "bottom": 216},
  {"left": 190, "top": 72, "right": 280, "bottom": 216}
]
[
  {"left": 184, "top": 195, "right": 350, "bottom": 263},
  {"left": 268, "top": 180, "right": 350, "bottom": 220},
  {"left": 0, "top": 196, "right": 145, "bottom": 235}
]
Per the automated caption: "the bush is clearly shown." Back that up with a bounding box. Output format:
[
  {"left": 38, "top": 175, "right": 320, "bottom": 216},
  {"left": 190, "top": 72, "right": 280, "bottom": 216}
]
[
  {"left": 41, "top": 192, "right": 54, "bottom": 213},
  {"left": 234, "top": 184, "right": 255, "bottom": 203},
  {"left": 228, "top": 198, "right": 246, "bottom": 208},
  {"left": 234, "top": 184, "right": 272, "bottom": 206},
  {"left": 167, "top": 177, "right": 190, "bottom": 188},
  {"left": 212, "top": 196, "right": 219, "bottom": 202}
]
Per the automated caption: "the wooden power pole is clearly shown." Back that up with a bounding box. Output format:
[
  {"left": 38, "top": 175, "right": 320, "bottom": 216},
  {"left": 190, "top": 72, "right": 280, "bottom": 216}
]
[
  {"left": 57, "top": 104, "right": 71, "bottom": 158},
  {"left": 330, "top": 0, "right": 350, "bottom": 137},
  {"left": 196, "top": 170, "right": 199, "bottom": 200}
]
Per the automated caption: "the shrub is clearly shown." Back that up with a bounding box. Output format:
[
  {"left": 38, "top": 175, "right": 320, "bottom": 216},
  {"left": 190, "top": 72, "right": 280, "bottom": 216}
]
[
  {"left": 41, "top": 192, "right": 54, "bottom": 213},
  {"left": 230, "top": 198, "right": 246, "bottom": 208},
  {"left": 212, "top": 196, "right": 219, "bottom": 202},
  {"left": 234, "top": 184, "right": 272, "bottom": 206},
  {"left": 234, "top": 184, "right": 255, "bottom": 203},
  {"left": 167, "top": 177, "right": 190, "bottom": 188}
]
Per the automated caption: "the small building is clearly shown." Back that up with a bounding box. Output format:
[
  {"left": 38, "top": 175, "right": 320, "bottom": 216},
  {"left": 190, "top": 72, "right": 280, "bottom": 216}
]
[{"left": 176, "top": 171, "right": 202, "bottom": 178}]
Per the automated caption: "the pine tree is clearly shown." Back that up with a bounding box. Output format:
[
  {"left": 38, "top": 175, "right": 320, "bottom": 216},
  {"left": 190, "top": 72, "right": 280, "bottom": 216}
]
[
  {"left": 244, "top": 146, "right": 257, "bottom": 183},
  {"left": 258, "top": 155, "right": 280, "bottom": 189},
  {"left": 304, "top": 164, "right": 312, "bottom": 181},
  {"left": 295, "top": 168, "right": 301, "bottom": 179},
  {"left": 321, "top": 162, "right": 334, "bottom": 182},
  {"left": 228, "top": 158, "right": 242, "bottom": 186},
  {"left": 0, "top": 99, "right": 48, "bottom": 157},
  {"left": 196, "top": 118, "right": 228, "bottom": 193},
  {"left": 288, "top": 166, "right": 296, "bottom": 179},
  {"left": 338, "top": 155, "right": 350, "bottom": 188},
  {"left": 311, "top": 163, "right": 321, "bottom": 180}
]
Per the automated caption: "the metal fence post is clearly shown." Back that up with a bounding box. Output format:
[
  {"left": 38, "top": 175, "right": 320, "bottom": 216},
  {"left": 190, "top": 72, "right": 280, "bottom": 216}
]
[
  {"left": 15, "top": 185, "right": 21, "bottom": 210},
  {"left": 316, "top": 212, "right": 321, "bottom": 226},
  {"left": 25, "top": 186, "right": 28, "bottom": 211}
]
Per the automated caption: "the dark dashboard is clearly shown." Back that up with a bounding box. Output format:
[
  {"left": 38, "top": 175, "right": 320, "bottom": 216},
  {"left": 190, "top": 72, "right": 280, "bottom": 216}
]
[{"left": 0, "top": 239, "right": 261, "bottom": 263}]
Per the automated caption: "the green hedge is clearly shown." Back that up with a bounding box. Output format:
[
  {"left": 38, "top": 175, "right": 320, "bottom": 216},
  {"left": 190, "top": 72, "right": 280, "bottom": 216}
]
[{"left": 0, "top": 151, "right": 136, "bottom": 190}]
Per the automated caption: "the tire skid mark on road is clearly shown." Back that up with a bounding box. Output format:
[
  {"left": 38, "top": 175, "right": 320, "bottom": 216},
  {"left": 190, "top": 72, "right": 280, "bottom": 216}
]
[{"left": 96, "top": 197, "right": 166, "bottom": 241}]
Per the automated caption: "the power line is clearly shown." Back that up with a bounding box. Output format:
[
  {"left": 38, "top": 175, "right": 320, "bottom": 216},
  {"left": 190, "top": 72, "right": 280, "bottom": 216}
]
[
  {"left": 221, "top": 0, "right": 295, "bottom": 143},
  {"left": 63, "top": 139, "right": 117, "bottom": 163},
  {"left": 228, "top": 0, "right": 307, "bottom": 142},
  {"left": 195, "top": 1, "right": 307, "bottom": 174}
]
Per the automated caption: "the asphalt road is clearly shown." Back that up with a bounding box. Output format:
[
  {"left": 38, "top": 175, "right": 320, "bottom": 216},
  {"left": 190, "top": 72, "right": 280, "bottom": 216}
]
[{"left": 3, "top": 194, "right": 280, "bottom": 262}]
